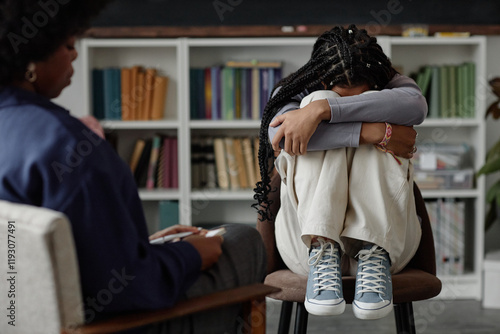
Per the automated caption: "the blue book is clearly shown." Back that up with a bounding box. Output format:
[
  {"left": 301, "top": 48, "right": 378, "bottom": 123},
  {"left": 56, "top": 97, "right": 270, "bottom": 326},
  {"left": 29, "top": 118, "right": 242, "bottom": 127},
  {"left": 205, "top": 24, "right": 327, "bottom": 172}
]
[
  {"left": 92, "top": 69, "right": 105, "bottom": 119},
  {"left": 103, "top": 68, "right": 121, "bottom": 120},
  {"left": 189, "top": 68, "right": 199, "bottom": 120},
  {"left": 210, "top": 66, "right": 220, "bottom": 120}
]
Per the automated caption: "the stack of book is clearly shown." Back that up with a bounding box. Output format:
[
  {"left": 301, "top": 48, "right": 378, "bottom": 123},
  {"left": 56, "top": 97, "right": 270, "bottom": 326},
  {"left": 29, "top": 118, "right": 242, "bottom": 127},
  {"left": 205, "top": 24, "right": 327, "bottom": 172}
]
[
  {"left": 92, "top": 66, "right": 169, "bottom": 121},
  {"left": 425, "top": 199, "right": 466, "bottom": 276},
  {"left": 190, "top": 60, "right": 283, "bottom": 120},
  {"left": 191, "top": 136, "right": 260, "bottom": 190},
  {"left": 411, "top": 62, "right": 475, "bottom": 118},
  {"left": 129, "top": 135, "right": 178, "bottom": 189}
]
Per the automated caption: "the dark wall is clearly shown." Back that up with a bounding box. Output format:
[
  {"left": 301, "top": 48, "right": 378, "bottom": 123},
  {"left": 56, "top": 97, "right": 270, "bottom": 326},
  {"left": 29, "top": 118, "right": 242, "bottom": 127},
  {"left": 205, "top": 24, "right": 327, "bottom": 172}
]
[{"left": 92, "top": 0, "right": 500, "bottom": 27}]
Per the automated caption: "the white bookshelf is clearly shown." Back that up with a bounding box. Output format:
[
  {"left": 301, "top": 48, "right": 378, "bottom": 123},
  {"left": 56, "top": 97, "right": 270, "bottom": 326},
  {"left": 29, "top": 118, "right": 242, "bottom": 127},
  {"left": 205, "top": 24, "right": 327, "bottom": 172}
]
[{"left": 79, "top": 35, "right": 487, "bottom": 300}]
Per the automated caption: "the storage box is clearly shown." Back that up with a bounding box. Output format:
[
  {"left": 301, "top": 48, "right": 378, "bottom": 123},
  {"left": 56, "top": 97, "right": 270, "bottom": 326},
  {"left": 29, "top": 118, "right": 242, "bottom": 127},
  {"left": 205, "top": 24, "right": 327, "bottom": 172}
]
[
  {"left": 483, "top": 250, "right": 500, "bottom": 309},
  {"left": 413, "top": 168, "right": 474, "bottom": 190}
]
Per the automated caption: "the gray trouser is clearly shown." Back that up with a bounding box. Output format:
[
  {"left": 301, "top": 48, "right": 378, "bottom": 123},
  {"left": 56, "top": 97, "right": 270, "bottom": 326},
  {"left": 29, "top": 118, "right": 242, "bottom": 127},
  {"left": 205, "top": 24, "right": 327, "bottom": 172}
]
[{"left": 142, "top": 223, "right": 267, "bottom": 334}]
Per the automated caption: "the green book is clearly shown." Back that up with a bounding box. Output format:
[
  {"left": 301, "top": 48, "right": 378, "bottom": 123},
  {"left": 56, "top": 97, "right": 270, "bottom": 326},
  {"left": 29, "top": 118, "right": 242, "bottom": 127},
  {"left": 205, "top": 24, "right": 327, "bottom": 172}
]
[
  {"left": 428, "top": 66, "right": 440, "bottom": 118},
  {"left": 448, "top": 65, "right": 457, "bottom": 118},
  {"left": 439, "top": 65, "right": 449, "bottom": 118},
  {"left": 222, "top": 67, "right": 235, "bottom": 120}
]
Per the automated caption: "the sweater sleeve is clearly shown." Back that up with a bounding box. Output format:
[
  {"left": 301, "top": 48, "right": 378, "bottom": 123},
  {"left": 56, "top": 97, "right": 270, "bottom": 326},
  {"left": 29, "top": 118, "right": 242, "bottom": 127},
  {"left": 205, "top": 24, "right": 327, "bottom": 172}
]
[{"left": 268, "top": 74, "right": 427, "bottom": 151}]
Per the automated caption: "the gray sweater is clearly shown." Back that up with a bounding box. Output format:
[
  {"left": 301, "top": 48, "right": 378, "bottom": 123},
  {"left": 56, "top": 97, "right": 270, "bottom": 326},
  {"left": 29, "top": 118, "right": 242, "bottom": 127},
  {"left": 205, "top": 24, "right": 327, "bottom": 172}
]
[{"left": 268, "top": 74, "right": 428, "bottom": 151}]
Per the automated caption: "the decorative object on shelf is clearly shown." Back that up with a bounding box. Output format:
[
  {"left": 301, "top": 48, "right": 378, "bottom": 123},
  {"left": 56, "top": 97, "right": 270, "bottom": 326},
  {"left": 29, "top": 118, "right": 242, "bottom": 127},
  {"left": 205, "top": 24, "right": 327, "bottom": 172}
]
[{"left": 478, "top": 77, "right": 500, "bottom": 230}]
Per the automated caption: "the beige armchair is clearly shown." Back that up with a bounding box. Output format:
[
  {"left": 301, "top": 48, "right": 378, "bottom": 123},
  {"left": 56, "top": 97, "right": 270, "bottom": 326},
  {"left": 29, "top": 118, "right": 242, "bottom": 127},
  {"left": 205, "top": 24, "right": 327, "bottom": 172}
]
[{"left": 0, "top": 200, "right": 278, "bottom": 334}]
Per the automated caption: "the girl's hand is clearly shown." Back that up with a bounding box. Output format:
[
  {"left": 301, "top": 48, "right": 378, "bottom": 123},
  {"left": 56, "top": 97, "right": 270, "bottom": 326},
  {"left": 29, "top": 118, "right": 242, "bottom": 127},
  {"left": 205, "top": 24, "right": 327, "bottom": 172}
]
[
  {"left": 270, "top": 99, "right": 330, "bottom": 156},
  {"left": 149, "top": 225, "right": 203, "bottom": 241},
  {"left": 386, "top": 124, "right": 417, "bottom": 159},
  {"left": 360, "top": 123, "right": 417, "bottom": 159}
]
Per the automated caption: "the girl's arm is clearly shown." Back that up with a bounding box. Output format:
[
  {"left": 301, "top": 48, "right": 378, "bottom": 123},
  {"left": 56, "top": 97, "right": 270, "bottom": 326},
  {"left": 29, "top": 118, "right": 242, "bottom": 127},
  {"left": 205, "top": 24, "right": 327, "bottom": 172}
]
[{"left": 268, "top": 74, "right": 426, "bottom": 154}]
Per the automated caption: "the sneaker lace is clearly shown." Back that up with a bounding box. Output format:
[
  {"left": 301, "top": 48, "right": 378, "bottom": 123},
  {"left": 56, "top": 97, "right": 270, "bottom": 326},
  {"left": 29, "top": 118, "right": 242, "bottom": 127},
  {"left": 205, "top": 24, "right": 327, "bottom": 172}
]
[
  {"left": 308, "top": 239, "right": 341, "bottom": 294},
  {"left": 356, "top": 245, "right": 388, "bottom": 295}
]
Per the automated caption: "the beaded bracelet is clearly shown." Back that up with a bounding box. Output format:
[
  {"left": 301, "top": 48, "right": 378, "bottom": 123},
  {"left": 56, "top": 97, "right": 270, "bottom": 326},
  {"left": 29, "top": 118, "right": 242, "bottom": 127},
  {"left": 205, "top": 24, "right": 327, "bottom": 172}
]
[
  {"left": 378, "top": 122, "right": 392, "bottom": 147},
  {"left": 375, "top": 122, "right": 402, "bottom": 165}
]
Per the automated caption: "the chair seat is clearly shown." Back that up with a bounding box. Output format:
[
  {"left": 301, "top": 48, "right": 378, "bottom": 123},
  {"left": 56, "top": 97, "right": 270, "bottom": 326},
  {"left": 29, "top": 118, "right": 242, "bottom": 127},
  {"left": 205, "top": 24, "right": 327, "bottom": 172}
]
[{"left": 265, "top": 267, "right": 442, "bottom": 304}]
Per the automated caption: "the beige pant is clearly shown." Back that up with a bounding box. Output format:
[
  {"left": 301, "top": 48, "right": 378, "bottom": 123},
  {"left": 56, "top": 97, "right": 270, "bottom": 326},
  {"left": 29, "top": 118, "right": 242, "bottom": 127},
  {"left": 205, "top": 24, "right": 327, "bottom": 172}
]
[{"left": 274, "top": 145, "right": 421, "bottom": 276}]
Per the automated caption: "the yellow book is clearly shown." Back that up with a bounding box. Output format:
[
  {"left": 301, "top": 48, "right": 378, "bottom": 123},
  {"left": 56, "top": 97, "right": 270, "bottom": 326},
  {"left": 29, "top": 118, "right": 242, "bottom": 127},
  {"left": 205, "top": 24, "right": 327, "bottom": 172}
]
[
  {"left": 143, "top": 68, "right": 157, "bottom": 120},
  {"left": 224, "top": 137, "right": 240, "bottom": 190},
  {"left": 213, "top": 138, "right": 229, "bottom": 190},
  {"left": 151, "top": 76, "right": 168, "bottom": 120},
  {"left": 233, "top": 138, "right": 248, "bottom": 189},
  {"left": 121, "top": 67, "right": 132, "bottom": 120},
  {"left": 242, "top": 137, "right": 257, "bottom": 187}
]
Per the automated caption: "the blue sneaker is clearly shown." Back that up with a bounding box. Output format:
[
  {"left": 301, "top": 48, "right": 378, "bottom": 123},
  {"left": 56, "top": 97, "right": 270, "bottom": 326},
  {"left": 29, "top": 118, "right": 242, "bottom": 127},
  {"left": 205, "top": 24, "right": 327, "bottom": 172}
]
[
  {"left": 304, "top": 237, "right": 345, "bottom": 316},
  {"left": 353, "top": 244, "right": 393, "bottom": 320}
]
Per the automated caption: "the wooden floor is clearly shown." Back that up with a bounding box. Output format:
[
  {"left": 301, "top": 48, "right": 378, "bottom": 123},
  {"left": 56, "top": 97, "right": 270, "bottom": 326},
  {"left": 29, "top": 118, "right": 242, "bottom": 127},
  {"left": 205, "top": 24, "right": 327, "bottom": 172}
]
[{"left": 266, "top": 299, "right": 500, "bottom": 334}]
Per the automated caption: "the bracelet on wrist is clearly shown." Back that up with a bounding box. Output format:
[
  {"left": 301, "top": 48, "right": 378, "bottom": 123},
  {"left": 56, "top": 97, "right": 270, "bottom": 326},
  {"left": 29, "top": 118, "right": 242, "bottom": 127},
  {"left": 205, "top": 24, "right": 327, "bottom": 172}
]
[{"left": 378, "top": 122, "right": 392, "bottom": 147}]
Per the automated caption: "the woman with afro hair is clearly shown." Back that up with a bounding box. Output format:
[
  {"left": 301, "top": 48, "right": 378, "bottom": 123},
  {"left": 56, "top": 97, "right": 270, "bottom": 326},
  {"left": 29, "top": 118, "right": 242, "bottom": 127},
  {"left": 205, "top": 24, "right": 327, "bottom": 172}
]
[
  {"left": 0, "top": 1, "right": 266, "bottom": 333},
  {"left": 254, "top": 25, "right": 426, "bottom": 320}
]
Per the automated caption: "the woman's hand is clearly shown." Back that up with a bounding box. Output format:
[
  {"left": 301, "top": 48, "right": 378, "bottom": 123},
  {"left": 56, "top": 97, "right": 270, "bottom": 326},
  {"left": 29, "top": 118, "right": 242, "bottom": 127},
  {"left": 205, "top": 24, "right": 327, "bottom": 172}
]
[
  {"left": 79, "top": 115, "right": 105, "bottom": 139},
  {"left": 183, "top": 235, "right": 223, "bottom": 271},
  {"left": 270, "top": 99, "right": 330, "bottom": 156},
  {"left": 148, "top": 225, "right": 204, "bottom": 241},
  {"left": 360, "top": 123, "right": 417, "bottom": 159}
]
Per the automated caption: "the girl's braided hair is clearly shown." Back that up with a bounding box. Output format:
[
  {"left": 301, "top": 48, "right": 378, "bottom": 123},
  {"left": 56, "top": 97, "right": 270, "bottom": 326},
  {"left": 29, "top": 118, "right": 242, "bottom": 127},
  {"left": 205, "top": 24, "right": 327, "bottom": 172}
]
[{"left": 253, "top": 24, "right": 397, "bottom": 220}]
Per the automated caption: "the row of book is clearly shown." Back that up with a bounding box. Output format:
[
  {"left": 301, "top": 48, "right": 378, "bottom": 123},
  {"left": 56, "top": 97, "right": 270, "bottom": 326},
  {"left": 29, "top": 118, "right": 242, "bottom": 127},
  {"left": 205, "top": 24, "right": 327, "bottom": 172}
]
[
  {"left": 425, "top": 199, "right": 466, "bottom": 276},
  {"left": 92, "top": 66, "right": 169, "bottom": 121},
  {"left": 412, "top": 62, "right": 476, "bottom": 118},
  {"left": 191, "top": 136, "right": 260, "bottom": 190},
  {"left": 190, "top": 60, "right": 283, "bottom": 121},
  {"left": 129, "top": 135, "right": 178, "bottom": 189}
]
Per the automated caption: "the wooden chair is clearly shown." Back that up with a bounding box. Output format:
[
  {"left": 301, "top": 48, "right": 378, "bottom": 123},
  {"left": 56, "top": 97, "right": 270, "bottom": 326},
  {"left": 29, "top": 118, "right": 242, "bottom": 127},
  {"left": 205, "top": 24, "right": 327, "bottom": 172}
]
[
  {"left": 0, "top": 200, "right": 279, "bottom": 334},
  {"left": 257, "top": 173, "right": 442, "bottom": 334}
]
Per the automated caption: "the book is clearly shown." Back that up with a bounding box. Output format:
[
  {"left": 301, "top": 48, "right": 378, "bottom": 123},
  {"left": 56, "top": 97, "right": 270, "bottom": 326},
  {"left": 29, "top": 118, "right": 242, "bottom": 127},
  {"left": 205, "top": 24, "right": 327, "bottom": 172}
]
[
  {"left": 204, "top": 68, "right": 212, "bottom": 119},
  {"left": 233, "top": 138, "right": 249, "bottom": 189},
  {"left": 134, "top": 138, "right": 152, "bottom": 188},
  {"left": 121, "top": 67, "right": 132, "bottom": 120},
  {"left": 222, "top": 67, "right": 235, "bottom": 120},
  {"left": 129, "top": 138, "right": 146, "bottom": 173},
  {"left": 213, "top": 138, "right": 229, "bottom": 189},
  {"left": 428, "top": 66, "right": 440, "bottom": 118},
  {"left": 136, "top": 70, "right": 145, "bottom": 120},
  {"left": 203, "top": 138, "right": 217, "bottom": 189},
  {"left": 103, "top": 68, "right": 121, "bottom": 120},
  {"left": 170, "top": 137, "right": 179, "bottom": 189},
  {"left": 159, "top": 137, "right": 172, "bottom": 188},
  {"left": 146, "top": 135, "right": 161, "bottom": 189},
  {"left": 143, "top": 68, "right": 157, "bottom": 120},
  {"left": 191, "top": 137, "right": 203, "bottom": 189},
  {"left": 92, "top": 69, "right": 105, "bottom": 120},
  {"left": 224, "top": 137, "right": 240, "bottom": 190},
  {"left": 242, "top": 137, "right": 257, "bottom": 187},
  {"left": 151, "top": 76, "right": 168, "bottom": 120},
  {"left": 130, "top": 66, "right": 142, "bottom": 120}
]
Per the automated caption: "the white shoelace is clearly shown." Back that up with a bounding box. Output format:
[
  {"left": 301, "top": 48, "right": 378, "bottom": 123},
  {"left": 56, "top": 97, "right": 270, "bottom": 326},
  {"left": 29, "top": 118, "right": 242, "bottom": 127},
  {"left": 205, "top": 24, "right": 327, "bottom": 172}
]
[
  {"left": 308, "top": 239, "right": 341, "bottom": 293},
  {"left": 356, "top": 245, "right": 388, "bottom": 295}
]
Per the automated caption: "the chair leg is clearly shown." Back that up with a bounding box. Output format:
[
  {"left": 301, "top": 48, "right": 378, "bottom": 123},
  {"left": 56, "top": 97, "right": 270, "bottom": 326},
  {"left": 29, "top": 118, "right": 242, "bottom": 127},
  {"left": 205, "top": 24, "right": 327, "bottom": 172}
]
[
  {"left": 278, "top": 301, "right": 293, "bottom": 334},
  {"left": 294, "top": 303, "right": 308, "bottom": 334},
  {"left": 394, "top": 302, "right": 416, "bottom": 334}
]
